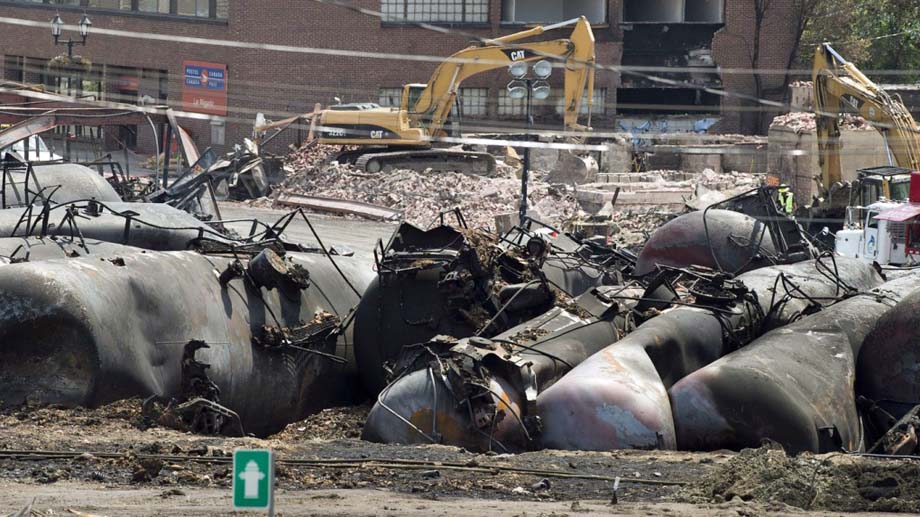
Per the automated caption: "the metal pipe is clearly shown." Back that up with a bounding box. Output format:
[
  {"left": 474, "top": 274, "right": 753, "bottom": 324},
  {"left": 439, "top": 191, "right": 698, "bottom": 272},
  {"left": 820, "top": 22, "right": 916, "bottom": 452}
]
[
  {"left": 0, "top": 201, "right": 227, "bottom": 250},
  {"left": 536, "top": 258, "right": 882, "bottom": 451},
  {"left": 669, "top": 271, "right": 920, "bottom": 454}
]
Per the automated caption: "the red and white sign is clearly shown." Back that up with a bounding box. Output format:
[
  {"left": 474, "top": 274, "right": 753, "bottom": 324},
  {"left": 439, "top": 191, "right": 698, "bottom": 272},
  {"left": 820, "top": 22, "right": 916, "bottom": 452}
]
[{"left": 181, "top": 60, "right": 227, "bottom": 115}]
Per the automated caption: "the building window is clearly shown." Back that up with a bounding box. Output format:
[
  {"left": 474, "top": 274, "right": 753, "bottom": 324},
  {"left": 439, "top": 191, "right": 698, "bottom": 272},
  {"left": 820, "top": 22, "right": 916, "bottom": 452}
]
[
  {"left": 459, "top": 87, "right": 488, "bottom": 117},
  {"left": 136, "top": 0, "right": 169, "bottom": 13},
  {"left": 10, "top": 0, "right": 227, "bottom": 19},
  {"left": 4, "top": 56, "right": 25, "bottom": 82},
  {"left": 555, "top": 88, "right": 606, "bottom": 115},
  {"left": 381, "top": 0, "right": 489, "bottom": 24},
  {"left": 502, "top": 0, "right": 606, "bottom": 25},
  {"left": 622, "top": 0, "right": 723, "bottom": 23},
  {"left": 210, "top": 120, "right": 225, "bottom": 146},
  {"left": 87, "top": 0, "right": 131, "bottom": 8},
  {"left": 177, "top": 0, "right": 209, "bottom": 17},
  {"left": 497, "top": 89, "right": 525, "bottom": 118},
  {"left": 450, "top": 87, "right": 488, "bottom": 117},
  {"left": 378, "top": 87, "right": 403, "bottom": 107}
]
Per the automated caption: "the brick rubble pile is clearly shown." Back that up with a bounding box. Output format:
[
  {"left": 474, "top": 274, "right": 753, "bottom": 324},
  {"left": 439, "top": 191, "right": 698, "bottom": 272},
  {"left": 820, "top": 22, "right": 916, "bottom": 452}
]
[
  {"left": 771, "top": 112, "right": 874, "bottom": 133},
  {"left": 277, "top": 145, "right": 578, "bottom": 230}
]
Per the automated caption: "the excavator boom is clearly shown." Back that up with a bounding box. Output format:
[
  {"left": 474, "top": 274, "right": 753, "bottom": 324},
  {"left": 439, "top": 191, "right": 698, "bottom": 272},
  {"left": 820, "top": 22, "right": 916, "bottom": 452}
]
[
  {"left": 813, "top": 43, "right": 920, "bottom": 192},
  {"left": 305, "top": 17, "right": 595, "bottom": 173},
  {"left": 412, "top": 16, "right": 596, "bottom": 134}
]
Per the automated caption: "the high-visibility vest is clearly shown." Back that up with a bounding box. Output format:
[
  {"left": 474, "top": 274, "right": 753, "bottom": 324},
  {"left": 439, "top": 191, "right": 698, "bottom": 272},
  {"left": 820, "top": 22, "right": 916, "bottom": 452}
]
[{"left": 778, "top": 188, "right": 793, "bottom": 213}]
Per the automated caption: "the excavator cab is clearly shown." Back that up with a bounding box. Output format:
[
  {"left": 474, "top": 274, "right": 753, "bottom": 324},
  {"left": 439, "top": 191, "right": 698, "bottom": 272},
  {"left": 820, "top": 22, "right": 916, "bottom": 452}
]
[
  {"left": 401, "top": 84, "right": 427, "bottom": 114},
  {"left": 856, "top": 166, "right": 913, "bottom": 206}
]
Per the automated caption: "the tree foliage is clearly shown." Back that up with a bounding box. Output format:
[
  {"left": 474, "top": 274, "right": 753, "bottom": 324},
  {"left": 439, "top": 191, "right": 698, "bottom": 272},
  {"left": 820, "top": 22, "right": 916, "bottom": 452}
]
[{"left": 798, "top": 0, "right": 920, "bottom": 81}]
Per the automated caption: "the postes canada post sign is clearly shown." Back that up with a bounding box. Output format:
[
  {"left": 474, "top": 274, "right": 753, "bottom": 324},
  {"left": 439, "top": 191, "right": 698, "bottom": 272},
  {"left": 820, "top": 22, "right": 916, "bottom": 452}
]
[{"left": 182, "top": 60, "right": 228, "bottom": 116}]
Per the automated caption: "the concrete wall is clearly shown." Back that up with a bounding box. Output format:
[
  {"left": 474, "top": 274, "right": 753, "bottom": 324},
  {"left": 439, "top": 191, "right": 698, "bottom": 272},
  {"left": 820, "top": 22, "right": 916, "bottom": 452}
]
[{"left": 768, "top": 126, "right": 888, "bottom": 203}]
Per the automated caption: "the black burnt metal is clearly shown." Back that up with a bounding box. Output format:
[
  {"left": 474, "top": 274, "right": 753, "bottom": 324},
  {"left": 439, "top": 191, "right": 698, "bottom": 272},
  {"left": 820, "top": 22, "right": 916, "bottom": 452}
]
[
  {"left": 634, "top": 209, "right": 780, "bottom": 277},
  {"left": 536, "top": 257, "right": 883, "bottom": 452},
  {"left": 355, "top": 218, "right": 636, "bottom": 394},
  {"left": 363, "top": 284, "right": 645, "bottom": 452},
  {"left": 0, "top": 248, "right": 375, "bottom": 437},
  {"left": 857, "top": 286, "right": 920, "bottom": 425},
  {"left": 670, "top": 269, "right": 918, "bottom": 454}
]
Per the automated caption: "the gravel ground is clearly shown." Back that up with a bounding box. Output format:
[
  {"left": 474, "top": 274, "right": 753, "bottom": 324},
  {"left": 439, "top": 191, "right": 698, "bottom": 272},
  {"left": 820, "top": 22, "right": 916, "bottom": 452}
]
[{"left": 1, "top": 401, "right": 918, "bottom": 515}]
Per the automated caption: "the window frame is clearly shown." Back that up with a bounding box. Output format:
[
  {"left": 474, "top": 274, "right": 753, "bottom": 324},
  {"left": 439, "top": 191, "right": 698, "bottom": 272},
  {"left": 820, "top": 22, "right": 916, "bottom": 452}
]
[
  {"left": 380, "top": 0, "right": 491, "bottom": 27},
  {"left": 0, "top": 0, "right": 228, "bottom": 23},
  {"left": 450, "top": 87, "right": 489, "bottom": 118}
]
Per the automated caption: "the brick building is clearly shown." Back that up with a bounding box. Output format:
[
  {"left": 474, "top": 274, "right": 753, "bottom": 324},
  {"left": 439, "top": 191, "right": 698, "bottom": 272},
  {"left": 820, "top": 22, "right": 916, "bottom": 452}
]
[{"left": 0, "top": 0, "right": 802, "bottom": 155}]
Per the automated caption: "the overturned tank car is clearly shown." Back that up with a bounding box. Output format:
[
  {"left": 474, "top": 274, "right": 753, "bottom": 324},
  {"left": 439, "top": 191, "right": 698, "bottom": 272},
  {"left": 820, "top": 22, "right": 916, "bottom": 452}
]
[
  {"left": 671, "top": 269, "right": 920, "bottom": 454},
  {"left": 353, "top": 219, "right": 636, "bottom": 394}
]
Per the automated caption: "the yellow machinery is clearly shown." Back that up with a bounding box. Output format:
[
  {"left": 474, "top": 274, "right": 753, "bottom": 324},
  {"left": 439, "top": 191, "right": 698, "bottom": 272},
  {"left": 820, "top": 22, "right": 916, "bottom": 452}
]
[
  {"left": 813, "top": 43, "right": 920, "bottom": 206},
  {"left": 314, "top": 16, "right": 596, "bottom": 173}
]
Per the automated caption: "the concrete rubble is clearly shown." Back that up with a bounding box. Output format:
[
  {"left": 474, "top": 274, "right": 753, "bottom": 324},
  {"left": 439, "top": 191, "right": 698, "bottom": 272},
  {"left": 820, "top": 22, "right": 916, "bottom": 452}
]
[{"left": 273, "top": 144, "right": 579, "bottom": 230}]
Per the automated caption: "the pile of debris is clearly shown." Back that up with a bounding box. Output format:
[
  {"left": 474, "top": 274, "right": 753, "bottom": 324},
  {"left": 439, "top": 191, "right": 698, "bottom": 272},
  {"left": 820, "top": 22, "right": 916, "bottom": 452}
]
[
  {"left": 277, "top": 145, "right": 578, "bottom": 230},
  {"left": 770, "top": 111, "right": 874, "bottom": 133},
  {"left": 679, "top": 445, "right": 920, "bottom": 512}
]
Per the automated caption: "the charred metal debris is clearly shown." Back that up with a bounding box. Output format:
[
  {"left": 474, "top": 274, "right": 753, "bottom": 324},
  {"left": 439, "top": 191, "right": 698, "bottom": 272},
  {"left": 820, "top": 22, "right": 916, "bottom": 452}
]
[
  {"left": 358, "top": 201, "right": 920, "bottom": 458},
  {"left": 2, "top": 154, "right": 920, "bottom": 459},
  {"left": 0, "top": 160, "right": 375, "bottom": 438}
]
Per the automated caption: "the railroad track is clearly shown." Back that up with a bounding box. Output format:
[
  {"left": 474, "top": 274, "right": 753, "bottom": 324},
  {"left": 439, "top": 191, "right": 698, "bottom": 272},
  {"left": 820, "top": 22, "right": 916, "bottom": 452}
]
[{"left": 0, "top": 449, "right": 684, "bottom": 486}]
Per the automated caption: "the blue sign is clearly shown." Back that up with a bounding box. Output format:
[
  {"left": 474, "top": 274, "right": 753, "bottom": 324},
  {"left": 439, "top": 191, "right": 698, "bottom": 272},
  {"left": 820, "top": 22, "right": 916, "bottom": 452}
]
[{"left": 184, "top": 64, "right": 226, "bottom": 91}]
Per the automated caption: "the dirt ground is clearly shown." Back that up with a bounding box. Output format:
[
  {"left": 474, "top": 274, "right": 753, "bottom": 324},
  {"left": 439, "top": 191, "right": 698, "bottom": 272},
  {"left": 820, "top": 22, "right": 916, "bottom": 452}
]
[{"left": 0, "top": 401, "right": 918, "bottom": 516}]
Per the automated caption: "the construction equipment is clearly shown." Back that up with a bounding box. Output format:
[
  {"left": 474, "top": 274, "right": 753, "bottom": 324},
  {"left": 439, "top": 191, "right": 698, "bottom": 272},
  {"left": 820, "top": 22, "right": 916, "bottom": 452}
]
[
  {"left": 809, "top": 44, "right": 920, "bottom": 225},
  {"left": 834, "top": 170, "right": 920, "bottom": 266},
  {"left": 309, "top": 17, "right": 596, "bottom": 174}
]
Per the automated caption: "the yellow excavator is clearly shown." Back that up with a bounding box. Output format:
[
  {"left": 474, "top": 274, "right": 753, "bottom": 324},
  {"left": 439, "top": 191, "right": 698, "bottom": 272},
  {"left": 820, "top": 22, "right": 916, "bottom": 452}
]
[
  {"left": 304, "top": 17, "right": 596, "bottom": 173},
  {"left": 811, "top": 43, "right": 920, "bottom": 219}
]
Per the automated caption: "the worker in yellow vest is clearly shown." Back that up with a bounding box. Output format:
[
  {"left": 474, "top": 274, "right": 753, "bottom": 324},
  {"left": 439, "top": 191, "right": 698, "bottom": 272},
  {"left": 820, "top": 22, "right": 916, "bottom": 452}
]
[{"left": 777, "top": 184, "right": 794, "bottom": 214}]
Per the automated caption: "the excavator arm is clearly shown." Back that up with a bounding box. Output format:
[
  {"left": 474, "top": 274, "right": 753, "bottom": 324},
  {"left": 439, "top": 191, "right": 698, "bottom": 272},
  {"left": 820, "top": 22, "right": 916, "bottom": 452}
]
[
  {"left": 411, "top": 16, "right": 596, "bottom": 135},
  {"left": 813, "top": 43, "right": 920, "bottom": 192}
]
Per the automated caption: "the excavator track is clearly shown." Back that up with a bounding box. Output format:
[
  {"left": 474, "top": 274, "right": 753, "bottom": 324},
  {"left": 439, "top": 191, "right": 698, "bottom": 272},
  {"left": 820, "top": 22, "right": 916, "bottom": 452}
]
[{"left": 354, "top": 149, "right": 496, "bottom": 175}]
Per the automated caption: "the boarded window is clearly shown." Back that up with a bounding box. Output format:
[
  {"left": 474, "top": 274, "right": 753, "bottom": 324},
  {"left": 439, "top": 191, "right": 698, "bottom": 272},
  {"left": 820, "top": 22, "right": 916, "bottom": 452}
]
[
  {"left": 177, "top": 0, "right": 210, "bottom": 17},
  {"left": 137, "top": 0, "right": 170, "bottom": 13},
  {"left": 216, "top": 0, "right": 230, "bottom": 18},
  {"left": 87, "top": 0, "right": 133, "bottom": 9}
]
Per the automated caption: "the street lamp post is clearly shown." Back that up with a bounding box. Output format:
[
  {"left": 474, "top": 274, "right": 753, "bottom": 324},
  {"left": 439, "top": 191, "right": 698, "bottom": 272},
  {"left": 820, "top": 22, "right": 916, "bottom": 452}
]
[
  {"left": 51, "top": 13, "right": 92, "bottom": 58},
  {"left": 51, "top": 13, "right": 92, "bottom": 160},
  {"left": 508, "top": 60, "right": 553, "bottom": 226}
]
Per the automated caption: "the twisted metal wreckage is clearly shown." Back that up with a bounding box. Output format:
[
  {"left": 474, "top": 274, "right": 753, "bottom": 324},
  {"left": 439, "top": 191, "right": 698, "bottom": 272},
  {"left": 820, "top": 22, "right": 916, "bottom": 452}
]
[
  {"left": 0, "top": 160, "right": 369, "bottom": 437},
  {"left": 1, "top": 160, "right": 919, "bottom": 458},
  {"left": 360, "top": 188, "right": 920, "bottom": 457}
]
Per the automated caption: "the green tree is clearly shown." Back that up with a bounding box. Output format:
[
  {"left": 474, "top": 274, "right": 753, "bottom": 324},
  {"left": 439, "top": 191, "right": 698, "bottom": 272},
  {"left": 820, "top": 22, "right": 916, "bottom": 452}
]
[{"left": 799, "top": 0, "right": 920, "bottom": 81}]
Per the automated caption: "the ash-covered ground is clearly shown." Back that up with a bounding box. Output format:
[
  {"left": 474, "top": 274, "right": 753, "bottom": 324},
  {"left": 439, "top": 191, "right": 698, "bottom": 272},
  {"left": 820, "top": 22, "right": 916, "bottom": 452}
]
[{"left": 1, "top": 401, "right": 917, "bottom": 516}]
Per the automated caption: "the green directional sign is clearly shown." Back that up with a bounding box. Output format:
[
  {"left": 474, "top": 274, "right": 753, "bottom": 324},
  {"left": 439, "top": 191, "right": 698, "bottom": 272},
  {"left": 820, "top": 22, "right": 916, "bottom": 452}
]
[{"left": 233, "top": 449, "right": 274, "bottom": 511}]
